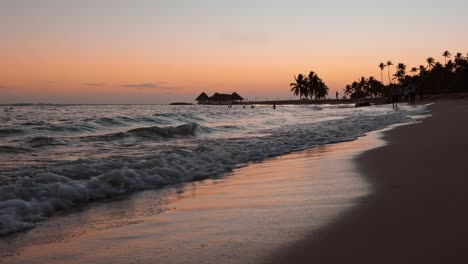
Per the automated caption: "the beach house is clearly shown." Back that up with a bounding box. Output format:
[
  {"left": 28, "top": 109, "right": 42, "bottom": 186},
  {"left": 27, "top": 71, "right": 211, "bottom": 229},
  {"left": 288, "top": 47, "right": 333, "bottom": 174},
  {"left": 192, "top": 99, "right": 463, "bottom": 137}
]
[{"left": 195, "top": 92, "right": 244, "bottom": 105}]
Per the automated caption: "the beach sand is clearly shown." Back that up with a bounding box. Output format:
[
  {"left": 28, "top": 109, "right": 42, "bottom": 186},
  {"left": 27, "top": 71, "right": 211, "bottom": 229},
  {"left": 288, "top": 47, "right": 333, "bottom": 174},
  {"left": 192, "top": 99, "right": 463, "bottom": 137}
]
[
  {"left": 0, "top": 123, "right": 383, "bottom": 264},
  {"left": 269, "top": 98, "right": 468, "bottom": 264}
]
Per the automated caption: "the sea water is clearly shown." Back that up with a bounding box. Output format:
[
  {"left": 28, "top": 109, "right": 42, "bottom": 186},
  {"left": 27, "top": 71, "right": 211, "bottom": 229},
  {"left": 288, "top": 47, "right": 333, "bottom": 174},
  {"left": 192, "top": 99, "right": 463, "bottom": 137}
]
[{"left": 0, "top": 103, "right": 427, "bottom": 235}]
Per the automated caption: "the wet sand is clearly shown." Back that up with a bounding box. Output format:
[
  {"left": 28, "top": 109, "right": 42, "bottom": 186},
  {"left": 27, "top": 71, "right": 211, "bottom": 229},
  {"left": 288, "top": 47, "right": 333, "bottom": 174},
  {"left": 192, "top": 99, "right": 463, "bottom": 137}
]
[
  {"left": 269, "top": 99, "right": 468, "bottom": 263},
  {"left": 0, "top": 126, "right": 384, "bottom": 264}
]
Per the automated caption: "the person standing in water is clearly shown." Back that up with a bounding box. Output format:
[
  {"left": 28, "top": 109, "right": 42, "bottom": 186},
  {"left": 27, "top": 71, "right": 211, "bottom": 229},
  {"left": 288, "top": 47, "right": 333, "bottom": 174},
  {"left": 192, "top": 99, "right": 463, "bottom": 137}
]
[
  {"left": 409, "top": 83, "right": 416, "bottom": 104},
  {"left": 390, "top": 85, "right": 400, "bottom": 109},
  {"left": 273, "top": 103, "right": 276, "bottom": 110},
  {"left": 336, "top": 91, "right": 339, "bottom": 99}
]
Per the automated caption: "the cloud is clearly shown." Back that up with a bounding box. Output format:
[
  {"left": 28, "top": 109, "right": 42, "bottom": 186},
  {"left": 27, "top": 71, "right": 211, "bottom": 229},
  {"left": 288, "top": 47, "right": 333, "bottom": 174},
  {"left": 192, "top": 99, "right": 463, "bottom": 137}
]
[
  {"left": 85, "top": 82, "right": 106, "bottom": 87},
  {"left": 120, "top": 82, "right": 173, "bottom": 89}
]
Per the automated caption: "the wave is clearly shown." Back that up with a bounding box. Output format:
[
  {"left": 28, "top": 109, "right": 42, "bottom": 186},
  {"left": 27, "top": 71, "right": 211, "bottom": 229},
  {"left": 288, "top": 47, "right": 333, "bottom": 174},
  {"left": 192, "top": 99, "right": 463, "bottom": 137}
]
[
  {"left": 33, "top": 124, "right": 96, "bottom": 133},
  {"left": 0, "top": 106, "right": 428, "bottom": 236},
  {"left": 95, "top": 117, "right": 126, "bottom": 126},
  {"left": 0, "top": 128, "right": 24, "bottom": 137},
  {"left": 0, "top": 146, "right": 31, "bottom": 154},
  {"left": 19, "top": 121, "right": 49, "bottom": 126},
  {"left": 26, "top": 137, "right": 66, "bottom": 148},
  {"left": 127, "top": 123, "right": 199, "bottom": 138},
  {"left": 83, "top": 123, "right": 201, "bottom": 142}
]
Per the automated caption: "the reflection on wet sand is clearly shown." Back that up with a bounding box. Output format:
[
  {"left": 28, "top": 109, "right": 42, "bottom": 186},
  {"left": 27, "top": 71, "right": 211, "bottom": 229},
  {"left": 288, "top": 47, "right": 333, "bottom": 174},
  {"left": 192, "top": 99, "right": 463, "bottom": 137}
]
[{"left": 0, "top": 131, "right": 385, "bottom": 264}]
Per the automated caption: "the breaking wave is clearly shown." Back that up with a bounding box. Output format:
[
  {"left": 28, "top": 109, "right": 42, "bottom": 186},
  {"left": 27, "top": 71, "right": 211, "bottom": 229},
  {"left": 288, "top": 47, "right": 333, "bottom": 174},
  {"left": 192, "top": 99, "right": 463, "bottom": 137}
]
[
  {"left": 0, "top": 103, "right": 425, "bottom": 235},
  {"left": 0, "top": 128, "right": 24, "bottom": 137},
  {"left": 83, "top": 123, "right": 202, "bottom": 141},
  {"left": 26, "top": 137, "right": 66, "bottom": 148},
  {"left": 127, "top": 123, "right": 200, "bottom": 138}
]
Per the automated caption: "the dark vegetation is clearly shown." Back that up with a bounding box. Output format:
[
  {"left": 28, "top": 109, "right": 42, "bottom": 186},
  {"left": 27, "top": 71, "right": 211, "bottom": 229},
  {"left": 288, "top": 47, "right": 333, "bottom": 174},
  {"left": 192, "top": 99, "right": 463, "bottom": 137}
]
[
  {"left": 290, "top": 51, "right": 468, "bottom": 100},
  {"left": 290, "top": 71, "right": 329, "bottom": 100}
]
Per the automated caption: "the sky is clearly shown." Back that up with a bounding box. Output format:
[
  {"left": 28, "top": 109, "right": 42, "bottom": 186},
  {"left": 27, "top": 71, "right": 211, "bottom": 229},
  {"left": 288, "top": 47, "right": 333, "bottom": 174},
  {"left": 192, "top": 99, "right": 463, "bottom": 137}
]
[{"left": 1, "top": 0, "right": 467, "bottom": 104}]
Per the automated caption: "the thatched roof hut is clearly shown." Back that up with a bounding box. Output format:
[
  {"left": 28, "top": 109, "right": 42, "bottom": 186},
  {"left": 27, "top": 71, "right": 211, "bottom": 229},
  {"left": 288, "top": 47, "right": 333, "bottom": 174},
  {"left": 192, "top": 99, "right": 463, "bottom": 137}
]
[
  {"left": 231, "top": 92, "right": 244, "bottom": 101},
  {"left": 210, "top": 93, "right": 232, "bottom": 102},
  {"left": 195, "top": 92, "right": 244, "bottom": 105},
  {"left": 196, "top": 92, "right": 210, "bottom": 102}
]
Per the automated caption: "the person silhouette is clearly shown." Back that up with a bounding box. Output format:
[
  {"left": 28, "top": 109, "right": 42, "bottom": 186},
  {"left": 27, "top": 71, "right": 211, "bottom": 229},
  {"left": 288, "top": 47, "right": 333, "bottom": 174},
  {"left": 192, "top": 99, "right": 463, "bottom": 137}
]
[
  {"left": 336, "top": 91, "right": 339, "bottom": 99},
  {"left": 390, "top": 85, "right": 400, "bottom": 109},
  {"left": 273, "top": 103, "right": 276, "bottom": 110},
  {"left": 409, "top": 84, "right": 416, "bottom": 104}
]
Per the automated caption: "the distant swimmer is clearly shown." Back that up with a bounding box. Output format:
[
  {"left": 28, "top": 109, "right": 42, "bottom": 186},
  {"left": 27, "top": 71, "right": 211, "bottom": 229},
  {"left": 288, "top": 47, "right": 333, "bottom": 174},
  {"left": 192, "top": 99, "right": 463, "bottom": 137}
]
[
  {"left": 251, "top": 105, "right": 255, "bottom": 109},
  {"left": 243, "top": 105, "right": 246, "bottom": 109}
]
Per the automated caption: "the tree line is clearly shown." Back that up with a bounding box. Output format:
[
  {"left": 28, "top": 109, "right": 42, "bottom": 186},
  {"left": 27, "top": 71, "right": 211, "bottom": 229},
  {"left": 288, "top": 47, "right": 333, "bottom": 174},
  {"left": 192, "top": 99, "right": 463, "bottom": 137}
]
[
  {"left": 290, "top": 71, "right": 329, "bottom": 100},
  {"left": 290, "top": 51, "right": 468, "bottom": 99}
]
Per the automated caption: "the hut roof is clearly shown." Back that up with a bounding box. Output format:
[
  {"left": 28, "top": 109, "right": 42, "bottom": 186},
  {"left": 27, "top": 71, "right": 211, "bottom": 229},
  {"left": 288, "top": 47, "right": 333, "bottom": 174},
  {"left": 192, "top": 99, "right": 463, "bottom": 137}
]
[
  {"left": 231, "top": 92, "right": 244, "bottom": 101},
  {"left": 196, "top": 92, "right": 210, "bottom": 101},
  {"left": 196, "top": 92, "right": 244, "bottom": 102},
  {"left": 210, "top": 93, "right": 233, "bottom": 101}
]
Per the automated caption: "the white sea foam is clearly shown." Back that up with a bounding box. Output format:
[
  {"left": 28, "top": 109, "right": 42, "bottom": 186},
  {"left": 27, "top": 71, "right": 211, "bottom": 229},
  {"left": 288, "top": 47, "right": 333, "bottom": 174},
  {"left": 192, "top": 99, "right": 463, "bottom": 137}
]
[{"left": 0, "top": 103, "right": 428, "bottom": 235}]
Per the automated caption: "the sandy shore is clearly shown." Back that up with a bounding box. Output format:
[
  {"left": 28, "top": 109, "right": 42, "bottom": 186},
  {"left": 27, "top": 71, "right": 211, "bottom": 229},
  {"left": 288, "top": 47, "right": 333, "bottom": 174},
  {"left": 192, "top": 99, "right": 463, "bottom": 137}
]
[
  {"left": 269, "top": 98, "right": 468, "bottom": 263},
  {"left": 0, "top": 125, "right": 382, "bottom": 264}
]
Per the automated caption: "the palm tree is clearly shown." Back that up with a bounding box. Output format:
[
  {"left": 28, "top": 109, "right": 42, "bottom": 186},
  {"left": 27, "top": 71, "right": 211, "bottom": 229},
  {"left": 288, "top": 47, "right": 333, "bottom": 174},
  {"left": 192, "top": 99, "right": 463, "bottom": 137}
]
[
  {"left": 410, "top": 67, "right": 418, "bottom": 76},
  {"left": 426, "top": 57, "right": 435, "bottom": 70},
  {"left": 344, "top": 81, "right": 360, "bottom": 98},
  {"left": 290, "top": 74, "right": 306, "bottom": 99},
  {"left": 306, "top": 71, "right": 319, "bottom": 99},
  {"left": 315, "top": 80, "right": 329, "bottom": 99},
  {"left": 344, "top": 84, "right": 352, "bottom": 97},
  {"left": 386, "top": 61, "right": 393, "bottom": 84},
  {"left": 367, "top": 76, "right": 384, "bottom": 97},
  {"left": 379, "top": 63, "right": 386, "bottom": 84},
  {"left": 305, "top": 71, "right": 329, "bottom": 100},
  {"left": 393, "top": 63, "right": 407, "bottom": 84},
  {"left": 455, "top": 52, "right": 464, "bottom": 69},
  {"left": 442, "top": 51, "right": 452, "bottom": 65},
  {"left": 358, "top": 77, "right": 366, "bottom": 97},
  {"left": 419, "top": 65, "right": 427, "bottom": 76}
]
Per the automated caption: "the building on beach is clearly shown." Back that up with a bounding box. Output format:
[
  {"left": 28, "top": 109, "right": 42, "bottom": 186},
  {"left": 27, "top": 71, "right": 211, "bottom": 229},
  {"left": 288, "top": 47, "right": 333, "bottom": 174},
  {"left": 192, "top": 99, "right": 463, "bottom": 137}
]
[{"left": 196, "top": 92, "right": 244, "bottom": 105}]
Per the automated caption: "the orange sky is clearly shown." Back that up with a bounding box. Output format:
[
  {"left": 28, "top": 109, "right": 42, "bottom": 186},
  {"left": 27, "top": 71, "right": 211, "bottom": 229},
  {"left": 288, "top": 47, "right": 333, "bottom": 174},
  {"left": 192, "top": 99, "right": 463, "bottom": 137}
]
[{"left": 1, "top": 1, "right": 467, "bottom": 103}]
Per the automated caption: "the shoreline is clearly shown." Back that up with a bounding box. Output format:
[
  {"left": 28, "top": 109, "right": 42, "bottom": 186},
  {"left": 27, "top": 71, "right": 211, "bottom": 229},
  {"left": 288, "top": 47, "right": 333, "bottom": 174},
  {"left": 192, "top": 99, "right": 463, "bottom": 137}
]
[
  {"left": 0, "top": 122, "right": 387, "bottom": 264},
  {"left": 203, "top": 92, "right": 468, "bottom": 106},
  {"left": 268, "top": 98, "right": 468, "bottom": 263}
]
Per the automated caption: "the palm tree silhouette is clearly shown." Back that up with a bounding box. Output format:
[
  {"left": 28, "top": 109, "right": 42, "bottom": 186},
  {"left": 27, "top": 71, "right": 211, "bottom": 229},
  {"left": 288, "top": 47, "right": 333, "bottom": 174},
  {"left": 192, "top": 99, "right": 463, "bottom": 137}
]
[
  {"left": 315, "top": 79, "right": 329, "bottom": 99},
  {"left": 386, "top": 61, "right": 393, "bottom": 84},
  {"left": 426, "top": 57, "right": 435, "bottom": 70},
  {"left": 367, "top": 76, "right": 384, "bottom": 97},
  {"left": 393, "top": 63, "right": 407, "bottom": 84},
  {"left": 410, "top": 67, "right": 418, "bottom": 76},
  {"left": 307, "top": 71, "right": 319, "bottom": 99},
  {"left": 419, "top": 65, "right": 427, "bottom": 76},
  {"left": 454, "top": 53, "right": 464, "bottom": 69},
  {"left": 344, "top": 82, "right": 360, "bottom": 98},
  {"left": 379, "top": 63, "right": 386, "bottom": 84},
  {"left": 290, "top": 74, "right": 306, "bottom": 99},
  {"left": 442, "top": 51, "right": 452, "bottom": 65}
]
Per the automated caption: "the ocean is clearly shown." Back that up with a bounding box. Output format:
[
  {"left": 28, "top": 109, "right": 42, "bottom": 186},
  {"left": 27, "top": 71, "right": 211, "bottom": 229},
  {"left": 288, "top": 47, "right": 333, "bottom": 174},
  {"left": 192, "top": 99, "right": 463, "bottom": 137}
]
[{"left": 0, "top": 103, "right": 427, "bottom": 236}]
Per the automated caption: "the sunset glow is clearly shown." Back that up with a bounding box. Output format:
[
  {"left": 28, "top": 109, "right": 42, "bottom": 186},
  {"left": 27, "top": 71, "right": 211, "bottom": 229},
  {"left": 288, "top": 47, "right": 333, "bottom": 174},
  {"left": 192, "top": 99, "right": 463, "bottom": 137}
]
[{"left": 2, "top": 0, "right": 467, "bottom": 103}]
